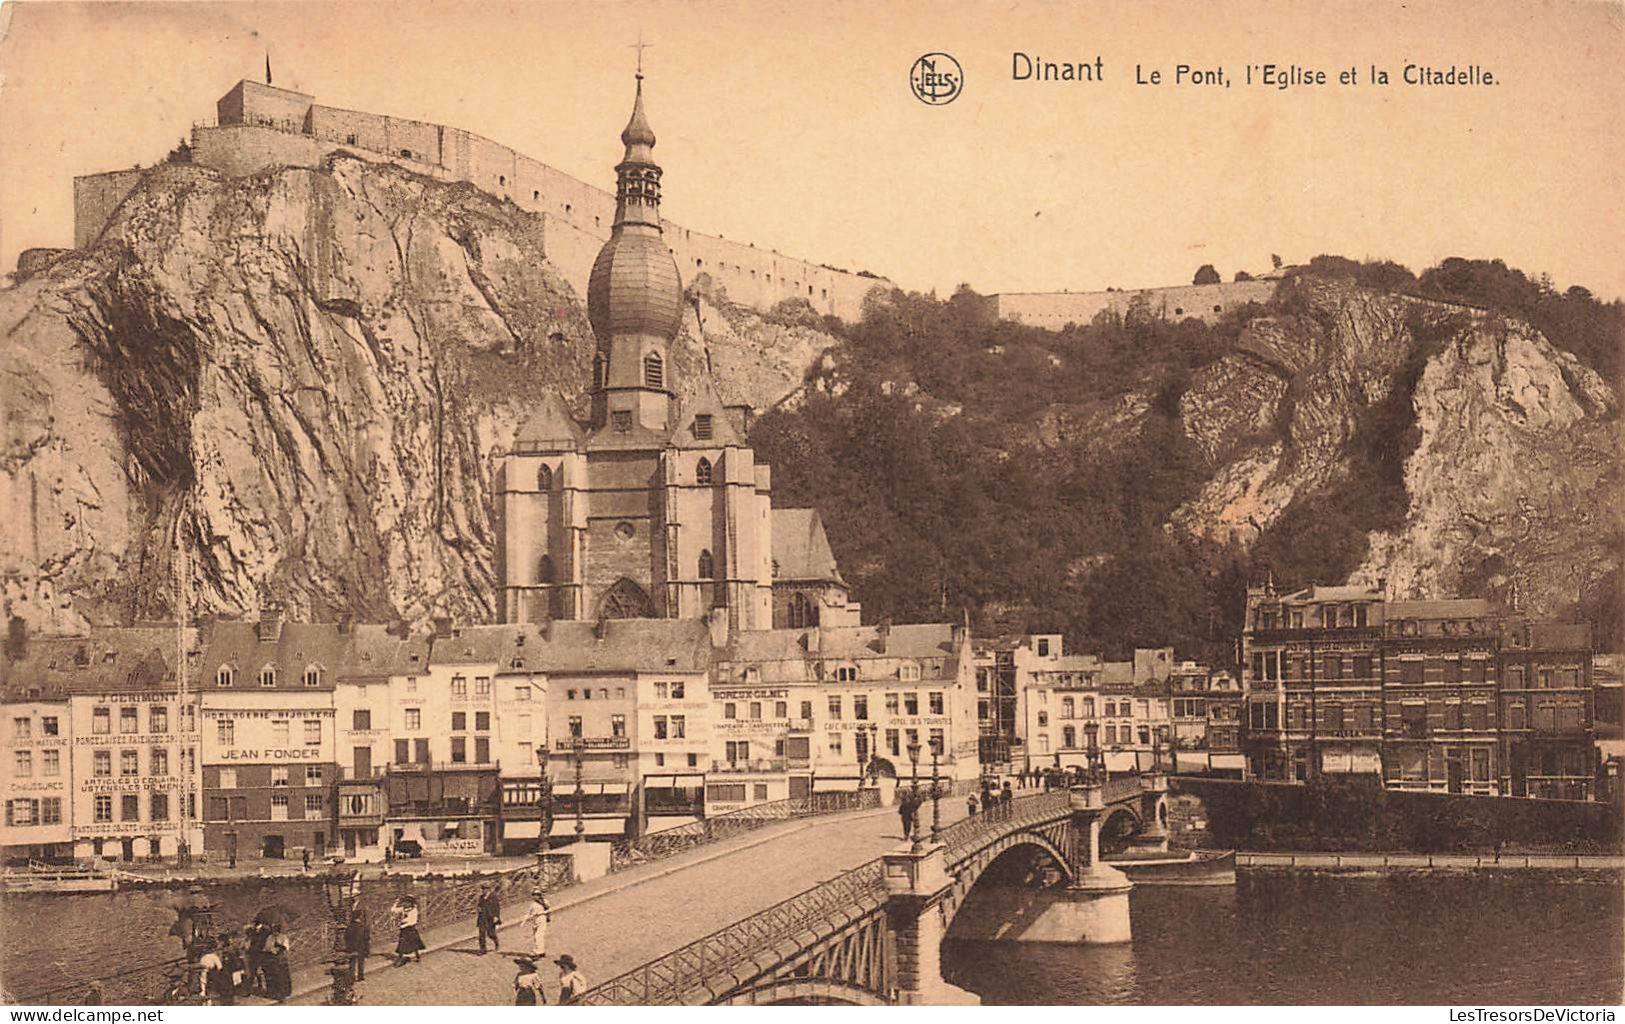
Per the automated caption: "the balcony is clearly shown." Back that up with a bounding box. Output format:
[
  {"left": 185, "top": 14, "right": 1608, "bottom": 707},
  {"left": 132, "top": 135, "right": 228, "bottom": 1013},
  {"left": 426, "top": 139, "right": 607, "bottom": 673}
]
[
  {"left": 710, "top": 758, "right": 789, "bottom": 774},
  {"left": 387, "top": 761, "right": 500, "bottom": 773}
]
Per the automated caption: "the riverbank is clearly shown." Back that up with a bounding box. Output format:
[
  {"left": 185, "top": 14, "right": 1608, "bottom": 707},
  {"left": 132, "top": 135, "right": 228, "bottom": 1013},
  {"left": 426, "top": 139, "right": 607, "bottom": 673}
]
[
  {"left": 111, "top": 855, "right": 539, "bottom": 890},
  {"left": 1236, "top": 849, "right": 1624, "bottom": 872}
]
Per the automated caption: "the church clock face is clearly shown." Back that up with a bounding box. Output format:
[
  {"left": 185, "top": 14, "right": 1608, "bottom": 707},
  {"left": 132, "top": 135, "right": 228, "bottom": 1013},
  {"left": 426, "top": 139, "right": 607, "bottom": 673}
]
[{"left": 614, "top": 521, "right": 636, "bottom": 542}]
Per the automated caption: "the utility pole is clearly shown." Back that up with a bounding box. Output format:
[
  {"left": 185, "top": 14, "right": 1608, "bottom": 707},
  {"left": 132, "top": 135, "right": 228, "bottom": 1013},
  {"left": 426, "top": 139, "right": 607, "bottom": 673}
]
[{"left": 174, "top": 495, "right": 195, "bottom": 868}]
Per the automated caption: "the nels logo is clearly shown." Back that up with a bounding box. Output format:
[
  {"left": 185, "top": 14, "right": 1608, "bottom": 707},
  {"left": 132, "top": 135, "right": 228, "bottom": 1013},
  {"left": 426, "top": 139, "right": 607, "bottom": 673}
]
[{"left": 910, "top": 52, "right": 963, "bottom": 105}]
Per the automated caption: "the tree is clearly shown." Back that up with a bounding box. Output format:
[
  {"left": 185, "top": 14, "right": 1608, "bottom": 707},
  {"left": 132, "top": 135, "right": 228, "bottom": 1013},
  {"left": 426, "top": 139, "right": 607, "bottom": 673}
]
[{"left": 1193, "top": 264, "right": 1221, "bottom": 285}]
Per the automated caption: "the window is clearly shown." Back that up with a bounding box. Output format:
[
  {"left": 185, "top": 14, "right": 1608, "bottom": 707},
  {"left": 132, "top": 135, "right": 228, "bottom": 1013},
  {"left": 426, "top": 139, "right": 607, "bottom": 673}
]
[
  {"left": 1443, "top": 659, "right": 1461, "bottom": 686},
  {"left": 698, "top": 549, "right": 715, "bottom": 579},
  {"left": 1037, "top": 710, "right": 1048, "bottom": 727},
  {"left": 929, "top": 729, "right": 944, "bottom": 755},
  {"left": 304, "top": 719, "right": 321, "bottom": 745},
  {"left": 1324, "top": 655, "right": 1342, "bottom": 681},
  {"left": 476, "top": 677, "right": 491, "bottom": 697},
  {"left": 151, "top": 793, "right": 169, "bottom": 822},
  {"left": 217, "top": 768, "right": 237, "bottom": 789},
  {"left": 749, "top": 702, "right": 762, "bottom": 720},
  {"left": 1401, "top": 703, "right": 1427, "bottom": 739},
  {"left": 1061, "top": 697, "right": 1074, "bottom": 719},
  {"left": 708, "top": 783, "right": 746, "bottom": 802},
  {"left": 121, "top": 794, "right": 139, "bottom": 821},
  {"left": 644, "top": 351, "right": 664, "bottom": 388},
  {"left": 835, "top": 665, "right": 858, "bottom": 683},
  {"left": 1037, "top": 734, "right": 1050, "bottom": 753},
  {"left": 903, "top": 692, "right": 920, "bottom": 716},
  {"left": 611, "top": 714, "right": 626, "bottom": 738},
  {"left": 1467, "top": 702, "right": 1489, "bottom": 731},
  {"left": 929, "top": 692, "right": 944, "bottom": 715},
  {"left": 94, "top": 794, "right": 113, "bottom": 822},
  {"left": 568, "top": 716, "right": 583, "bottom": 738},
  {"left": 143, "top": 706, "right": 167, "bottom": 735},
  {"left": 150, "top": 748, "right": 168, "bottom": 775},
  {"left": 724, "top": 703, "right": 736, "bottom": 720},
  {"left": 271, "top": 767, "right": 289, "bottom": 787},
  {"left": 1325, "top": 703, "right": 1344, "bottom": 731},
  {"left": 515, "top": 684, "right": 532, "bottom": 701},
  {"left": 115, "top": 706, "right": 137, "bottom": 734},
  {"left": 42, "top": 748, "right": 60, "bottom": 776},
  {"left": 259, "top": 665, "right": 277, "bottom": 688},
  {"left": 305, "top": 766, "right": 322, "bottom": 785},
  {"left": 404, "top": 708, "right": 421, "bottom": 730},
  {"left": 1506, "top": 665, "right": 1525, "bottom": 688},
  {"left": 270, "top": 794, "right": 289, "bottom": 821},
  {"left": 475, "top": 711, "right": 490, "bottom": 732},
  {"left": 14, "top": 751, "right": 31, "bottom": 777},
  {"left": 41, "top": 798, "right": 61, "bottom": 825},
  {"left": 726, "top": 740, "right": 750, "bottom": 763},
  {"left": 116, "top": 748, "right": 137, "bottom": 776},
  {"left": 828, "top": 732, "right": 843, "bottom": 755},
  {"left": 271, "top": 720, "right": 289, "bottom": 746},
  {"left": 216, "top": 665, "right": 235, "bottom": 687},
  {"left": 671, "top": 715, "right": 686, "bottom": 738},
  {"left": 885, "top": 693, "right": 900, "bottom": 715},
  {"left": 1401, "top": 660, "right": 1424, "bottom": 685},
  {"left": 451, "top": 676, "right": 468, "bottom": 698},
  {"left": 352, "top": 709, "right": 372, "bottom": 731},
  {"left": 693, "top": 414, "right": 713, "bottom": 440},
  {"left": 899, "top": 663, "right": 921, "bottom": 682},
  {"left": 303, "top": 665, "right": 322, "bottom": 688},
  {"left": 452, "top": 712, "right": 467, "bottom": 732},
  {"left": 801, "top": 700, "right": 813, "bottom": 720},
  {"left": 305, "top": 794, "right": 323, "bottom": 815},
  {"left": 827, "top": 695, "right": 842, "bottom": 720},
  {"left": 696, "top": 457, "right": 713, "bottom": 485},
  {"left": 1081, "top": 698, "right": 1096, "bottom": 718},
  {"left": 886, "top": 728, "right": 900, "bottom": 756},
  {"left": 11, "top": 717, "right": 29, "bottom": 740},
  {"left": 787, "top": 592, "right": 818, "bottom": 629},
  {"left": 93, "top": 707, "right": 110, "bottom": 734},
  {"left": 451, "top": 737, "right": 467, "bottom": 762},
  {"left": 653, "top": 715, "right": 668, "bottom": 740},
  {"left": 41, "top": 716, "right": 58, "bottom": 736},
  {"left": 854, "top": 695, "right": 868, "bottom": 720},
  {"left": 536, "top": 463, "right": 553, "bottom": 491}
]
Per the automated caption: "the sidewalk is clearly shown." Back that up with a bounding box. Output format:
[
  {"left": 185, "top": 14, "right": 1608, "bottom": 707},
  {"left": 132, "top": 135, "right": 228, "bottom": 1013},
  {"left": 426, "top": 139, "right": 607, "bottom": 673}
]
[
  {"left": 279, "top": 794, "right": 991, "bottom": 1005},
  {"left": 1237, "top": 850, "right": 1625, "bottom": 870},
  {"left": 120, "top": 855, "right": 538, "bottom": 886}
]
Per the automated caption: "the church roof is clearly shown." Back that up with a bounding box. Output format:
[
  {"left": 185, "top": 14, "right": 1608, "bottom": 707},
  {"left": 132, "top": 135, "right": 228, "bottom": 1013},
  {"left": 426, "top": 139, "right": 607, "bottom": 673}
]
[
  {"left": 772, "top": 509, "right": 845, "bottom": 585},
  {"left": 587, "top": 228, "right": 684, "bottom": 343},
  {"left": 668, "top": 385, "right": 745, "bottom": 449},
  {"left": 514, "top": 392, "right": 586, "bottom": 450}
]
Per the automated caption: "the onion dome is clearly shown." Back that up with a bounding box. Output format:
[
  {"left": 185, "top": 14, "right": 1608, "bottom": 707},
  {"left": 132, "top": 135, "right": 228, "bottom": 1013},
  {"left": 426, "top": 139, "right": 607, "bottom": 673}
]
[{"left": 587, "top": 230, "right": 683, "bottom": 342}]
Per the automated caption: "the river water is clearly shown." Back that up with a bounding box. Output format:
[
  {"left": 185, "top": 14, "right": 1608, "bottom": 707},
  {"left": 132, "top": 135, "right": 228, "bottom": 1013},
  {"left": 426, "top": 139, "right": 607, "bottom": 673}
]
[{"left": 942, "top": 871, "right": 1624, "bottom": 1005}]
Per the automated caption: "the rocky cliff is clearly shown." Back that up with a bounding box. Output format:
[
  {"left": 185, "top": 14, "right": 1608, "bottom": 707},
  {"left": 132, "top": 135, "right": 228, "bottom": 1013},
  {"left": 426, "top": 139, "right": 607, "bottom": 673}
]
[{"left": 1, "top": 156, "right": 838, "bottom": 632}]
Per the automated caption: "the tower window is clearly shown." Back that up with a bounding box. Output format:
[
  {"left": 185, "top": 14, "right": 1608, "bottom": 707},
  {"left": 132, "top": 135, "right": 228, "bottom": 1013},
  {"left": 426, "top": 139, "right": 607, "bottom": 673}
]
[
  {"left": 788, "top": 593, "right": 818, "bottom": 629},
  {"left": 644, "top": 351, "right": 664, "bottom": 389},
  {"left": 538, "top": 555, "right": 554, "bottom": 584},
  {"left": 537, "top": 464, "right": 552, "bottom": 491},
  {"left": 696, "top": 457, "right": 713, "bottom": 485},
  {"left": 698, "top": 549, "right": 715, "bottom": 579},
  {"left": 593, "top": 354, "right": 606, "bottom": 390},
  {"left": 612, "top": 411, "right": 632, "bottom": 433},
  {"left": 693, "top": 415, "right": 713, "bottom": 440}
]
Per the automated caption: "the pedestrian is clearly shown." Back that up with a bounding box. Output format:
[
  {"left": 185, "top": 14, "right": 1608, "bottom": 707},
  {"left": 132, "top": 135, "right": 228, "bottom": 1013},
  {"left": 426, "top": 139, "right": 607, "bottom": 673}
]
[
  {"left": 345, "top": 908, "right": 371, "bottom": 981},
  {"left": 554, "top": 954, "right": 586, "bottom": 1005},
  {"left": 1000, "top": 780, "right": 1014, "bottom": 818},
  {"left": 897, "top": 791, "right": 913, "bottom": 839},
  {"left": 301, "top": 848, "right": 312, "bottom": 872},
  {"left": 512, "top": 958, "right": 546, "bottom": 1005},
  {"left": 966, "top": 793, "right": 979, "bottom": 817},
  {"left": 244, "top": 917, "right": 270, "bottom": 994},
  {"left": 219, "top": 933, "right": 246, "bottom": 1001},
  {"left": 264, "top": 924, "right": 292, "bottom": 1003},
  {"left": 197, "top": 940, "right": 226, "bottom": 1005},
  {"left": 524, "top": 889, "right": 551, "bottom": 958},
  {"left": 476, "top": 884, "right": 502, "bottom": 954},
  {"left": 384, "top": 845, "right": 394, "bottom": 868},
  {"left": 1494, "top": 838, "right": 1505, "bottom": 864},
  {"left": 393, "top": 895, "right": 425, "bottom": 965}
]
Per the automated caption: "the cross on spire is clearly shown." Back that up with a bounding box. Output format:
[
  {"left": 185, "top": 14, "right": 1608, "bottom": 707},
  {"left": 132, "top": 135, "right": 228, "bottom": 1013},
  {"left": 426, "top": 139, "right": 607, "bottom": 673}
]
[{"left": 630, "top": 32, "right": 652, "bottom": 78}]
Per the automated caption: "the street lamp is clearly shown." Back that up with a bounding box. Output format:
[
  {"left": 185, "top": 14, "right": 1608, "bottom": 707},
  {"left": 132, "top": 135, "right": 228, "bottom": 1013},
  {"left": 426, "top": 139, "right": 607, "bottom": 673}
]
[
  {"left": 906, "top": 740, "right": 922, "bottom": 852},
  {"left": 929, "top": 740, "right": 942, "bottom": 843},
  {"left": 573, "top": 737, "right": 586, "bottom": 842},
  {"left": 1084, "top": 721, "right": 1102, "bottom": 785},
  {"left": 320, "top": 868, "right": 360, "bottom": 1005},
  {"left": 536, "top": 744, "right": 551, "bottom": 858}
]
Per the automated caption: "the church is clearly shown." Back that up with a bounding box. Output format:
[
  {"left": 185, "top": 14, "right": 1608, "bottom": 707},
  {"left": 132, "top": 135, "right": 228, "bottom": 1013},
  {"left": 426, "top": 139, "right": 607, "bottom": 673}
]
[{"left": 497, "top": 73, "right": 858, "bottom": 634}]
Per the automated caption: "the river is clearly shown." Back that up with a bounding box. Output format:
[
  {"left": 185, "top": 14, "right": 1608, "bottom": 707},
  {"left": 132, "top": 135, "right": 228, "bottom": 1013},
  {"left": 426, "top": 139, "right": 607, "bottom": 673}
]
[{"left": 943, "top": 871, "right": 1623, "bottom": 1005}]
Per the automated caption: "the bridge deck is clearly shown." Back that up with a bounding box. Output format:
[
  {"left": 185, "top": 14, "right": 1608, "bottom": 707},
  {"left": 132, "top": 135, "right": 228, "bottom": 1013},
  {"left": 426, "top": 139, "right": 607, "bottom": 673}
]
[{"left": 288, "top": 789, "right": 1013, "bottom": 1005}]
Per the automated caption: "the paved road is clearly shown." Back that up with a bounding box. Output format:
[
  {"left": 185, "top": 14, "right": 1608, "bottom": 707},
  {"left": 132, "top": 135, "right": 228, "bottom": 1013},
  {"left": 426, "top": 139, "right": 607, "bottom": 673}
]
[{"left": 281, "top": 791, "right": 1008, "bottom": 1006}]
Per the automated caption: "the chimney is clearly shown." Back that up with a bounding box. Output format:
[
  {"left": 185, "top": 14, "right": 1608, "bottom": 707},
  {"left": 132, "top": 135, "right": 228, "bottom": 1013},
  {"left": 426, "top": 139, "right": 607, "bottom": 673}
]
[
  {"left": 1375, "top": 576, "right": 1387, "bottom": 598},
  {"left": 431, "top": 616, "right": 453, "bottom": 639},
  {"left": 257, "top": 603, "right": 285, "bottom": 643},
  {"left": 875, "top": 618, "right": 892, "bottom": 654}
]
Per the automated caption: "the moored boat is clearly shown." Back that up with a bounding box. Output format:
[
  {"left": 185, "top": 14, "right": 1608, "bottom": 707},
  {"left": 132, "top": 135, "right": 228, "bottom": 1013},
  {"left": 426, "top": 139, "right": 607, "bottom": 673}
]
[{"left": 1103, "top": 848, "right": 1237, "bottom": 886}]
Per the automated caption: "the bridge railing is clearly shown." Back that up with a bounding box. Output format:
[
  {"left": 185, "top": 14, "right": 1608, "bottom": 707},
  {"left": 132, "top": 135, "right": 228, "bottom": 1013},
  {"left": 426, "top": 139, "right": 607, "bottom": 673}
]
[
  {"left": 610, "top": 790, "right": 879, "bottom": 873},
  {"left": 580, "top": 857, "right": 889, "bottom": 1005}
]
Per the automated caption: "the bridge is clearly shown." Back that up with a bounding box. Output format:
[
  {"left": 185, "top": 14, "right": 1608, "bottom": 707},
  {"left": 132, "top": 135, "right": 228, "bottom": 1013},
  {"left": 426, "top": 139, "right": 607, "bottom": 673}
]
[{"left": 580, "top": 774, "right": 1167, "bottom": 1006}]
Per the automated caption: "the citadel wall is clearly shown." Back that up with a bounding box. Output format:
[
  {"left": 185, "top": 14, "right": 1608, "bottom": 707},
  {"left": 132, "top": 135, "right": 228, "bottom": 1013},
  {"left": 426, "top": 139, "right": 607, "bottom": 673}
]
[
  {"left": 991, "top": 279, "right": 1281, "bottom": 328},
  {"left": 70, "top": 82, "right": 888, "bottom": 322}
]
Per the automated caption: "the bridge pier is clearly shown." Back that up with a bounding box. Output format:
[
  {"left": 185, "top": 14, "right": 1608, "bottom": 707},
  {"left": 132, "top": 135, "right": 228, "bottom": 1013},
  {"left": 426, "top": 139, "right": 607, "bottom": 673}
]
[
  {"left": 1001, "top": 784, "right": 1134, "bottom": 944},
  {"left": 1127, "top": 772, "right": 1171, "bottom": 854},
  {"left": 883, "top": 842, "right": 980, "bottom": 1006}
]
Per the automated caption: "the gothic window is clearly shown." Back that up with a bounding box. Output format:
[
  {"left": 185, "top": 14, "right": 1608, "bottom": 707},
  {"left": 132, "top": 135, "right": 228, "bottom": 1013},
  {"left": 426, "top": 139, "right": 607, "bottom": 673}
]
[
  {"left": 644, "top": 352, "right": 664, "bottom": 389},
  {"left": 696, "top": 457, "right": 713, "bottom": 485},
  {"left": 698, "top": 549, "right": 715, "bottom": 579},
  {"left": 693, "top": 414, "right": 713, "bottom": 440},
  {"left": 788, "top": 592, "right": 818, "bottom": 629},
  {"left": 537, "top": 464, "right": 552, "bottom": 491},
  {"left": 538, "top": 555, "right": 555, "bottom": 585},
  {"left": 600, "top": 578, "right": 656, "bottom": 619}
]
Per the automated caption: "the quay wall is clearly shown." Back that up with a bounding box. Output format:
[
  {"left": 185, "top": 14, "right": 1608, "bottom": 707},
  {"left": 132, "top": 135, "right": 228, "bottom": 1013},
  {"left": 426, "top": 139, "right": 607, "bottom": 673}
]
[
  {"left": 991, "top": 279, "right": 1280, "bottom": 328},
  {"left": 1172, "top": 776, "right": 1623, "bottom": 855},
  {"left": 71, "top": 91, "right": 889, "bottom": 322}
]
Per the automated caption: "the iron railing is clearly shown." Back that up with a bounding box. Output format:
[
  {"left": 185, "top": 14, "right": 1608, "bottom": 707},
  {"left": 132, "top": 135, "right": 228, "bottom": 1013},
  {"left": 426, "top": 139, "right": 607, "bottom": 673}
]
[
  {"left": 580, "top": 857, "right": 889, "bottom": 1005},
  {"left": 609, "top": 790, "right": 878, "bottom": 873}
]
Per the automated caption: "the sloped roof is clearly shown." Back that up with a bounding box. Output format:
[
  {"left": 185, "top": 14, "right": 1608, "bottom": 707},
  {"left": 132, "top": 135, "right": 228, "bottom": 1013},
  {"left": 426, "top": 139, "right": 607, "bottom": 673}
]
[
  {"left": 513, "top": 392, "right": 586, "bottom": 450},
  {"left": 0, "top": 627, "right": 204, "bottom": 699},
  {"left": 1386, "top": 598, "right": 1497, "bottom": 620},
  {"left": 537, "top": 619, "right": 713, "bottom": 674},
  {"left": 337, "top": 624, "right": 431, "bottom": 680},
  {"left": 1281, "top": 584, "right": 1383, "bottom": 603},
  {"left": 668, "top": 385, "right": 746, "bottom": 450},
  {"left": 721, "top": 623, "right": 958, "bottom": 664},
  {"left": 202, "top": 621, "right": 349, "bottom": 690},
  {"left": 771, "top": 508, "right": 845, "bottom": 585}
]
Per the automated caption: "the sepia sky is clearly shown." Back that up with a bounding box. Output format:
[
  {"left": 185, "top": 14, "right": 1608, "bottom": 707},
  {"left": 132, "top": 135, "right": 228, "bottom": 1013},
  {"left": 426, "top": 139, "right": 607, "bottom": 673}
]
[{"left": 1, "top": 0, "right": 1622, "bottom": 300}]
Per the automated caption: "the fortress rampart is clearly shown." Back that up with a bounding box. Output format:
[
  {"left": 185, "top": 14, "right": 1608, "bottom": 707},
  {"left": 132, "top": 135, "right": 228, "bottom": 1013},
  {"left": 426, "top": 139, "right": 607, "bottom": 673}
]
[
  {"left": 990, "top": 279, "right": 1282, "bottom": 328},
  {"left": 72, "top": 80, "right": 889, "bottom": 321}
]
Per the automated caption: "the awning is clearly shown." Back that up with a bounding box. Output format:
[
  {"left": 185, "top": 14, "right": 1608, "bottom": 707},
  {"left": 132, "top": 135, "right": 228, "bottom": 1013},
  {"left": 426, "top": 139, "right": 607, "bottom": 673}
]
[
  {"left": 548, "top": 818, "right": 626, "bottom": 838},
  {"left": 812, "top": 777, "right": 860, "bottom": 792},
  {"left": 504, "top": 820, "right": 543, "bottom": 839},
  {"left": 444, "top": 821, "right": 460, "bottom": 830},
  {"left": 1211, "top": 754, "right": 1246, "bottom": 770},
  {"left": 600, "top": 781, "right": 630, "bottom": 795},
  {"left": 643, "top": 775, "right": 674, "bottom": 788}
]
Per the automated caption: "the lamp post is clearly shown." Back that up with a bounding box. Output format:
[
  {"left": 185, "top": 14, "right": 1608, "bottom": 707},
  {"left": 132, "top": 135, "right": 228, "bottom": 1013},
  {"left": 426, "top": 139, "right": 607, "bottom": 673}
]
[
  {"left": 929, "top": 740, "right": 942, "bottom": 843},
  {"left": 1085, "top": 721, "right": 1102, "bottom": 785},
  {"left": 573, "top": 737, "right": 586, "bottom": 842},
  {"left": 906, "top": 740, "right": 922, "bottom": 852},
  {"left": 536, "top": 744, "right": 551, "bottom": 857},
  {"left": 320, "top": 868, "right": 360, "bottom": 1005}
]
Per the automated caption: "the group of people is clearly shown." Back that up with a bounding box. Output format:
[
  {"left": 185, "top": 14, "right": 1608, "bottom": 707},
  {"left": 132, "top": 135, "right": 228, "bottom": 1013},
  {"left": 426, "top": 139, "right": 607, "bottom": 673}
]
[
  {"left": 967, "top": 779, "right": 1016, "bottom": 820},
  {"left": 190, "top": 916, "right": 292, "bottom": 1004}
]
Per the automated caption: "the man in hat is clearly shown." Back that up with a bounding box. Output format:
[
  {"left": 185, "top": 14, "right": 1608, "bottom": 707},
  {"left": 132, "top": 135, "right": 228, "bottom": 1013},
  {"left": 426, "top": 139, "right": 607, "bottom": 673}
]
[
  {"left": 476, "top": 884, "right": 502, "bottom": 954},
  {"left": 554, "top": 954, "right": 586, "bottom": 1005}
]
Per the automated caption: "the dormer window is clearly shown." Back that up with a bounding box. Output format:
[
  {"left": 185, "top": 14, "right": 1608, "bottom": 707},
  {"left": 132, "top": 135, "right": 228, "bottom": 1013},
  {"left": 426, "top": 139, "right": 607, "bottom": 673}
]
[
  {"left": 834, "top": 665, "right": 858, "bottom": 683},
  {"left": 693, "top": 414, "right": 713, "bottom": 440},
  {"left": 696, "top": 457, "right": 713, "bottom": 485},
  {"left": 216, "top": 666, "right": 235, "bottom": 688},
  {"left": 303, "top": 665, "right": 322, "bottom": 688},
  {"left": 899, "top": 662, "right": 922, "bottom": 682},
  {"left": 644, "top": 352, "right": 664, "bottom": 389},
  {"left": 259, "top": 666, "right": 278, "bottom": 688}
]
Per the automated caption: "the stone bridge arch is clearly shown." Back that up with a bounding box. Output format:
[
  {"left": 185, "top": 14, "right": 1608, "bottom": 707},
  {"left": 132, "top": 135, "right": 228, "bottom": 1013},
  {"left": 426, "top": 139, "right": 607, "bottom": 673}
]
[{"left": 722, "top": 979, "right": 891, "bottom": 1006}]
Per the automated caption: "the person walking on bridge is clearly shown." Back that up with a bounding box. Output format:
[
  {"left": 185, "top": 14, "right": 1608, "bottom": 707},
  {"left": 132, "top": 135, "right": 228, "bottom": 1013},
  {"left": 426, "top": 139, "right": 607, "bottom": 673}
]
[
  {"left": 554, "top": 954, "right": 586, "bottom": 1005},
  {"left": 897, "top": 790, "right": 914, "bottom": 839},
  {"left": 476, "top": 884, "right": 502, "bottom": 954},
  {"left": 1001, "top": 780, "right": 1014, "bottom": 818},
  {"left": 525, "top": 889, "right": 552, "bottom": 958},
  {"left": 966, "top": 793, "right": 979, "bottom": 818}
]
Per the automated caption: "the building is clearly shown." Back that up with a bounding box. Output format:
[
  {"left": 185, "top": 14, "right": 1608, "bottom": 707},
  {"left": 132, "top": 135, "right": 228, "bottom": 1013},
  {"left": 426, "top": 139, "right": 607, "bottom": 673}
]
[
  {"left": 2, "top": 636, "right": 77, "bottom": 862},
  {"left": 493, "top": 75, "right": 854, "bottom": 637},
  {"left": 199, "top": 612, "right": 338, "bottom": 862},
  {"left": 1381, "top": 599, "right": 1504, "bottom": 795},
  {"left": 1499, "top": 619, "right": 1595, "bottom": 799},
  {"left": 711, "top": 621, "right": 980, "bottom": 811},
  {"left": 970, "top": 634, "right": 1061, "bottom": 770},
  {"left": 1019, "top": 646, "right": 1181, "bottom": 774},
  {"left": 332, "top": 624, "right": 430, "bottom": 861},
  {"left": 1595, "top": 653, "right": 1623, "bottom": 802},
  {"left": 1241, "top": 582, "right": 1386, "bottom": 782}
]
